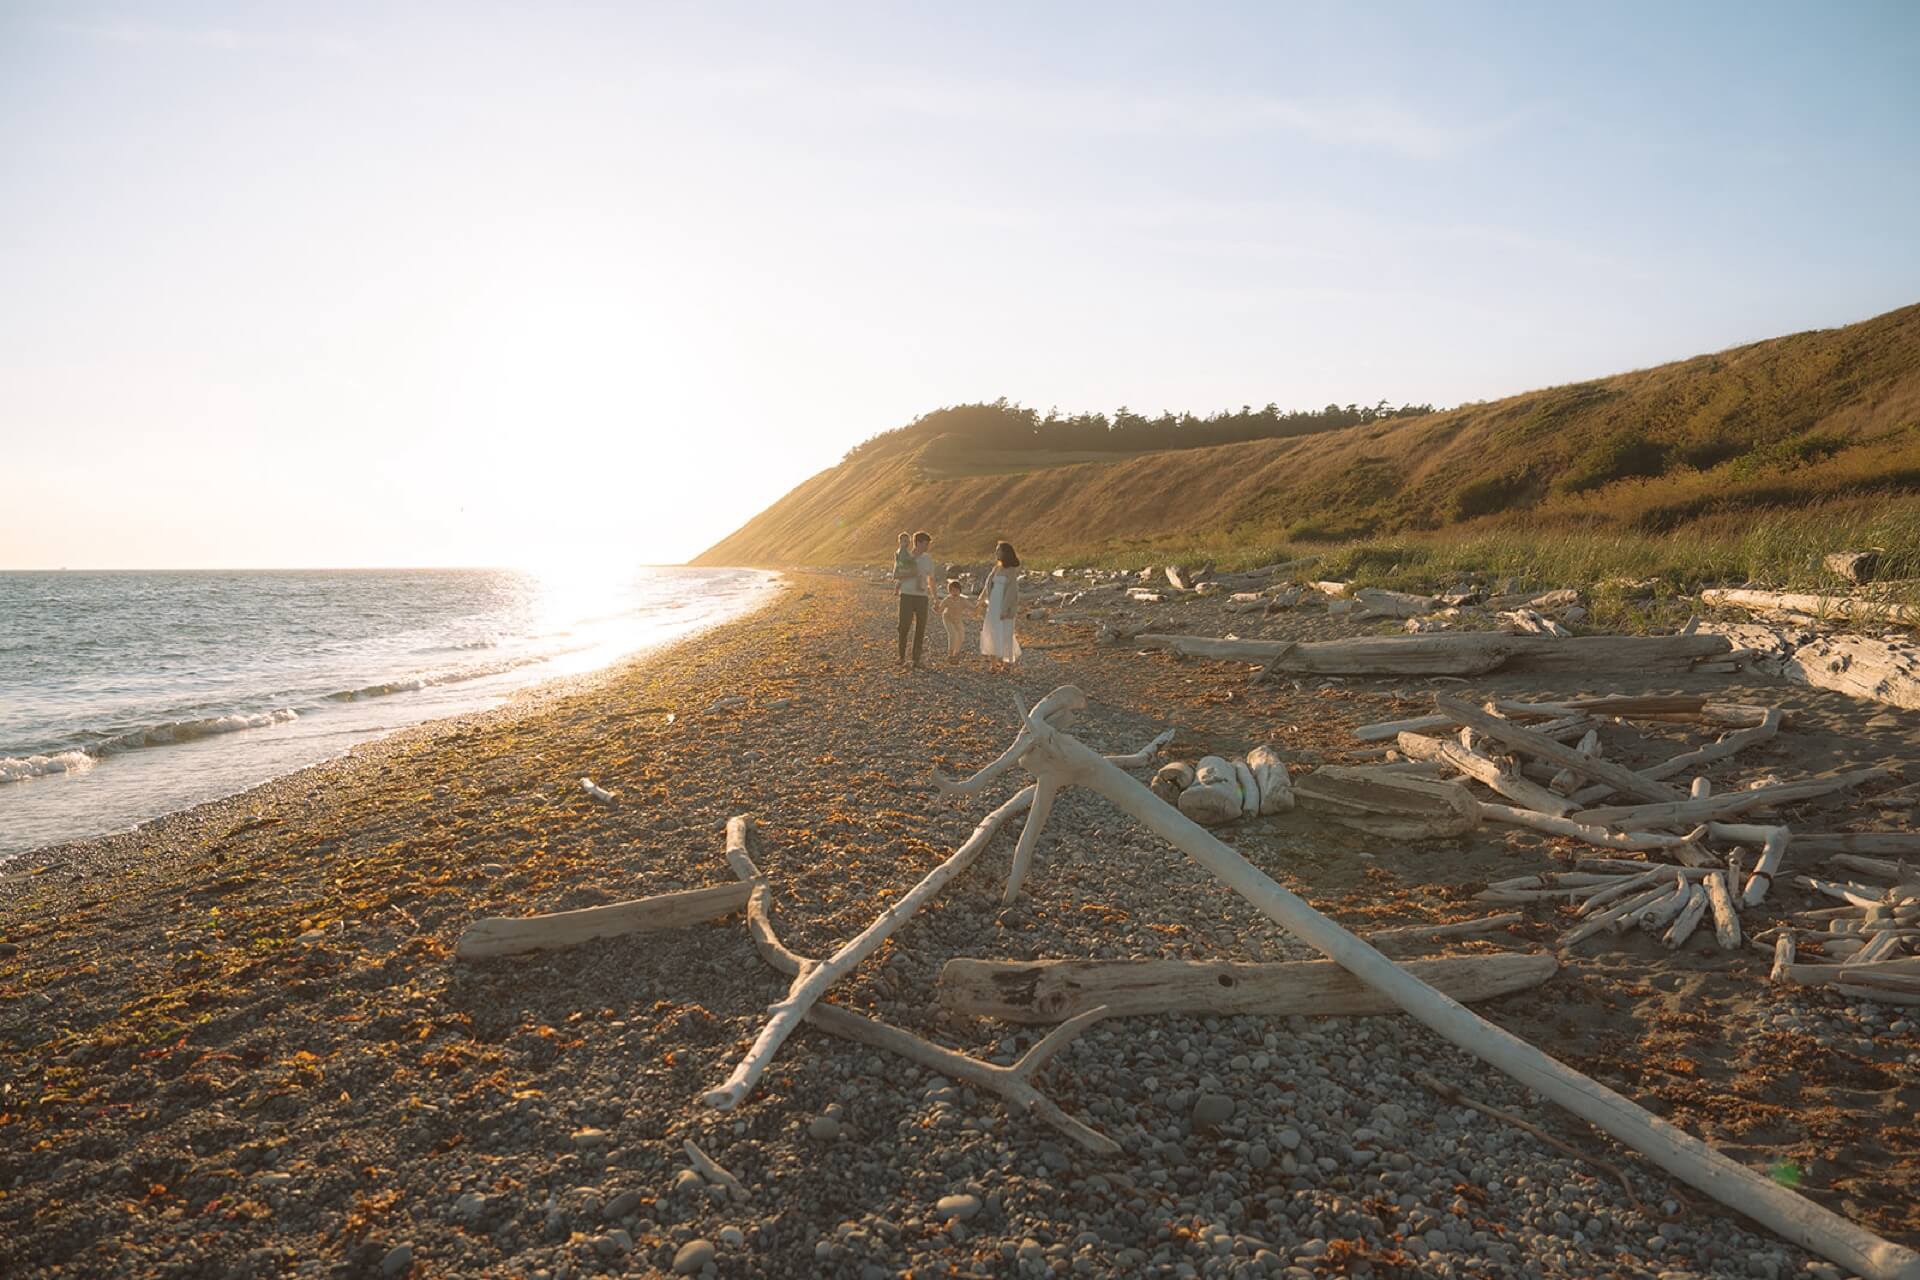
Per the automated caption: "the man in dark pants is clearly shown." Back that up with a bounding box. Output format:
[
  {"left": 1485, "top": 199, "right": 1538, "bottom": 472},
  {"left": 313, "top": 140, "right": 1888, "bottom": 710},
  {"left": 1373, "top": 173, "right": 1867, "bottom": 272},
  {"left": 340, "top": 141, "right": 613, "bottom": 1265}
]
[{"left": 896, "top": 530, "right": 935, "bottom": 669}]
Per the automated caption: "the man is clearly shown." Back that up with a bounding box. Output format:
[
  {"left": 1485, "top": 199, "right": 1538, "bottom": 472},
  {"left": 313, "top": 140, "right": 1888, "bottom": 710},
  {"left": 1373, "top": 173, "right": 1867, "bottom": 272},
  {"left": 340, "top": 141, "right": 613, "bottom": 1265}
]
[{"left": 896, "top": 530, "right": 936, "bottom": 669}]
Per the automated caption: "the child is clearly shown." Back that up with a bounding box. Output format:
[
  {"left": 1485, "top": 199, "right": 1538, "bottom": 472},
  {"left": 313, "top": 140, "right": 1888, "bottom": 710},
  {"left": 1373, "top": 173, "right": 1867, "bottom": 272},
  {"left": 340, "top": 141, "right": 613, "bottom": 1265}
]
[
  {"left": 892, "top": 532, "right": 916, "bottom": 584},
  {"left": 936, "top": 579, "right": 969, "bottom": 661}
]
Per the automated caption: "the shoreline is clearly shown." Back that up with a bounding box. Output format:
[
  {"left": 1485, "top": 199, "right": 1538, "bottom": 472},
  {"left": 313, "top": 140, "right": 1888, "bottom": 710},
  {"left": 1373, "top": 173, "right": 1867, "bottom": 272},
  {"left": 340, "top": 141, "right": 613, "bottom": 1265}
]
[
  {"left": 3, "top": 570, "right": 1913, "bottom": 1277},
  {"left": 0, "top": 571, "right": 784, "bottom": 887}
]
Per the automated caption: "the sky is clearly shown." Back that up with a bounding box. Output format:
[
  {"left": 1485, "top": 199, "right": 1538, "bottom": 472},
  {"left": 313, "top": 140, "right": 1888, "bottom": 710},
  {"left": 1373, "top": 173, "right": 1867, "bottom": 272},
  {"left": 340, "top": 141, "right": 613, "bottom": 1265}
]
[{"left": 2, "top": 2, "right": 1917, "bottom": 570}]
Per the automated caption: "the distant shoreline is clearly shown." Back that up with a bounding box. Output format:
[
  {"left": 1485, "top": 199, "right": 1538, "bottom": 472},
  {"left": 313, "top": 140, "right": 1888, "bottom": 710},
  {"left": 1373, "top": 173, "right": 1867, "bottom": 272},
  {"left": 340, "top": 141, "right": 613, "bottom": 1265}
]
[{"left": 0, "top": 569, "right": 784, "bottom": 879}]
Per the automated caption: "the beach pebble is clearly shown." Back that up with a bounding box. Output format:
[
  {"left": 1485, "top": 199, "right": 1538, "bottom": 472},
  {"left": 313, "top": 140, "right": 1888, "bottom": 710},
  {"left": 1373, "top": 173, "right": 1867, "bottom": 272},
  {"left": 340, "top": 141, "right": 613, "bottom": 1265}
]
[
  {"left": 379, "top": 1243, "right": 413, "bottom": 1276},
  {"left": 1192, "top": 1093, "right": 1235, "bottom": 1128},
  {"left": 672, "top": 1239, "right": 716, "bottom": 1274},
  {"left": 936, "top": 1193, "right": 983, "bottom": 1222},
  {"left": 570, "top": 1127, "right": 610, "bottom": 1149},
  {"left": 808, "top": 1115, "right": 842, "bottom": 1140},
  {"left": 718, "top": 1226, "right": 746, "bottom": 1247},
  {"left": 603, "top": 1189, "right": 643, "bottom": 1220}
]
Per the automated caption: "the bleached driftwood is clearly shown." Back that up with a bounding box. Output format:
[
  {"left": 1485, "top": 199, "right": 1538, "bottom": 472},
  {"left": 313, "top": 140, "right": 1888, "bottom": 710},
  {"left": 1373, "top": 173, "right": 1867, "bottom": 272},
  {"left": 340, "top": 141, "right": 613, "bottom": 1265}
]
[
  {"left": 1353, "top": 587, "right": 1440, "bottom": 618},
  {"left": 1565, "top": 709, "right": 1784, "bottom": 807},
  {"left": 989, "top": 688, "right": 1920, "bottom": 1280},
  {"left": 937, "top": 953, "right": 1557, "bottom": 1022},
  {"left": 1638, "top": 879, "right": 1694, "bottom": 934},
  {"left": 1779, "top": 635, "right": 1920, "bottom": 711},
  {"left": 1549, "top": 729, "right": 1601, "bottom": 795},
  {"left": 1770, "top": 934, "right": 1797, "bottom": 983},
  {"left": 1502, "top": 634, "right": 1730, "bottom": 672},
  {"left": 455, "top": 882, "right": 750, "bottom": 961},
  {"left": 1365, "top": 912, "right": 1524, "bottom": 944},
  {"left": 1701, "top": 587, "right": 1920, "bottom": 626},
  {"left": 1832, "top": 853, "right": 1919, "bottom": 881},
  {"left": 1663, "top": 883, "right": 1710, "bottom": 948},
  {"left": 1794, "top": 833, "right": 1920, "bottom": 855},
  {"left": 1136, "top": 632, "right": 1513, "bottom": 675},
  {"left": 1178, "top": 756, "right": 1244, "bottom": 827},
  {"left": 1704, "top": 871, "right": 1742, "bottom": 950},
  {"left": 1718, "top": 823, "right": 1791, "bottom": 907},
  {"left": 1436, "top": 696, "right": 1684, "bottom": 804},
  {"left": 1560, "top": 886, "right": 1672, "bottom": 947},
  {"left": 1293, "top": 766, "right": 1479, "bottom": 839},
  {"left": 1247, "top": 745, "right": 1294, "bottom": 813},
  {"left": 1501, "top": 608, "right": 1572, "bottom": 638},
  {"left": 1002, "top": 777, "right": 1059, "bottom": 904},
  {"left": 1150, "top": 761, "right": 1194, "bottom": 802},
  {"left": 580, "top": 777, "right": 618, "bottom": 804},
  {"left": 1398, "top": 732, "right": 1575, "bottom": 817},
  {"left": 706, "top": 707, "right": 1172, "bottom": 1112},
  {"left": 1232, "top": 759, "right": 1261, "bottom": 819},
  {"left": 717, "top": 816, "right": 1118, "bottom": 1153},
  {"left": 1574, "top": 768, "right": 1888, "bottom": 829},
  {"left": 683, "top": 1140, "right": 749, "bottom": 1202},
  {"left": 701, "top": 783, "right": 1039, "bottom": 1111},
  {"left": 1138, "top": 632, "right": 1730, "bottom": 676}
]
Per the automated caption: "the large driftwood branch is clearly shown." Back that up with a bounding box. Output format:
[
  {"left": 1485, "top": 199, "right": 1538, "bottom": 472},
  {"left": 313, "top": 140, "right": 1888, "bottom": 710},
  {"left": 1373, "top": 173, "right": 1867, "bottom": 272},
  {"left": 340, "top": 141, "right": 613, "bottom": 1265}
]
[
  {"left": 1005, "top": 687, "right": 1919, "bottom": 1280},
  {"left": 1478, "top": 803, "right": 1706, "bottom": 852},
  {"left": 701, "top": 787, "right": 1038, "bottom": 1109},
  {"left": 705, "top": 717, "right": 1174, "bottom": 1111},
  {"left": 1575, "top": 769, "right": 1886, "bottom": 830},
  {"left": 718, "top": 817, "right": 1118, "bottom": 1153},
  {"left": 937, "top": 953, "right": 1556, "bottom": 1022},
  {"left": 455, "top": 881, "right": 750, "bottom": 960},
  {"left": 1003, "top": 777, "right": 1059, "bottom": 904}
]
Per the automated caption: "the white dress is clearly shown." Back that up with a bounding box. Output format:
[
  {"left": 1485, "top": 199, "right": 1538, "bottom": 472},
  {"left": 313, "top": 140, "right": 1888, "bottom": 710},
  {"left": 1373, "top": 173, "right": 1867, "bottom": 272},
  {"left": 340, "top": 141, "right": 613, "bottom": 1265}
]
[{"left": 980, "top": 572, "right": 1021, "bottom": 663}]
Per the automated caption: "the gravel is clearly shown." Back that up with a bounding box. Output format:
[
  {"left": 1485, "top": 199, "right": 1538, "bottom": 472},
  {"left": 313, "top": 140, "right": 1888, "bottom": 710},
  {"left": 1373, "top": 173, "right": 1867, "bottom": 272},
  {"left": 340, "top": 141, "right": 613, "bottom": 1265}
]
[{"left": 1, "top": 571, "right": 1908, "bottom": 1278}]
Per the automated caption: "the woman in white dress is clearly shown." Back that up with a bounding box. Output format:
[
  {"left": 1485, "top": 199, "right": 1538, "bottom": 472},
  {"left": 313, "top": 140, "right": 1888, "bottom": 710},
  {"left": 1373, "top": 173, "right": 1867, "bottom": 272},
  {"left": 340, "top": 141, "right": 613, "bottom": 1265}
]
[{"left": 979, "top": 541, "right": 1022, "bottom": 666}]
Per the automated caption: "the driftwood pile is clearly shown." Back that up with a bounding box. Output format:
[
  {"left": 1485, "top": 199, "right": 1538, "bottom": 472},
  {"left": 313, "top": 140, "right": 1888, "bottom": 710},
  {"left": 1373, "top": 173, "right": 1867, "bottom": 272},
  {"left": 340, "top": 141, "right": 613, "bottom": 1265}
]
[
  {"left": 1761, "top": 853, "right": 1920, "bottom": 1007},
  {"left": 447, "top": 686, "right": 1920, "bottom": 1280}
]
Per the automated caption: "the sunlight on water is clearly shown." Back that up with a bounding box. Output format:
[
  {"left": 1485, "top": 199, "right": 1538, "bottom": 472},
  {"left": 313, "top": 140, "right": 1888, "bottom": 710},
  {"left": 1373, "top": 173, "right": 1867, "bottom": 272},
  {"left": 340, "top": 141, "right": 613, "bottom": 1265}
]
[{"left": 0, "top": 566, "right": 777, "bottom": 859}]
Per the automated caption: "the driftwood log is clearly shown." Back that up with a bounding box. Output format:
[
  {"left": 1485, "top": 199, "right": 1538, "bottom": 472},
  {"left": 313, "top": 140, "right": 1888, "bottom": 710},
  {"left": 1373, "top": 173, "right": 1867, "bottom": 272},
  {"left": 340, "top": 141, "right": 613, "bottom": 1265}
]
[
  {"left": 1701, "top": 587, "right": 1920, "bottom": 626},
  {"left": 1573, "top": 768, "right": 1887, "bottom": 829},
  {"left": 1137, "top": 632, "right": 1730, "bottom": 676},
  {"left": 455, "top": 881, "right": 750, "bottom": 960},
  {"left": 937, "top": 953, "right": 1557, "bottom": 1022},
  {"left": 1293, "top": 766, "right": 1479, "bottom": 838}
]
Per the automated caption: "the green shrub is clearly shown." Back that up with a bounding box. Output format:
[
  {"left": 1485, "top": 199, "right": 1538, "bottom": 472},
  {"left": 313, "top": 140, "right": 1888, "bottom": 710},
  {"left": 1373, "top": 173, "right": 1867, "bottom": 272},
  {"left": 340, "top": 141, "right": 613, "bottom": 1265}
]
[
  {"left": 1451, "top": 470, "right": 1535, "bottom": 521},
  {"left": 1556, "top": 430, "right": 1672, "bottom": 494}
]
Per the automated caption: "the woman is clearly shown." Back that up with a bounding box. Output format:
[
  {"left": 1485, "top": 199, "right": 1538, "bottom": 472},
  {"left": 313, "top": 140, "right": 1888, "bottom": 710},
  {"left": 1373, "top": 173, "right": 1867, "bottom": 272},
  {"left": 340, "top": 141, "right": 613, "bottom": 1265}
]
[{"left": 978, "top": 541, "right": 1022, "bottom": 666}]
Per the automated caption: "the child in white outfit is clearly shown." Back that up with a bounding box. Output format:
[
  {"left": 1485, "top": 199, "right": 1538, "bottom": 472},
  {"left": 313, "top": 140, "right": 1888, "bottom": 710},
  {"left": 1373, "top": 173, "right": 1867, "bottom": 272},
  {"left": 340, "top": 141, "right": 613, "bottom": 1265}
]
[{"left": 935, "top": 579, "right": 969, "bottom": 661}]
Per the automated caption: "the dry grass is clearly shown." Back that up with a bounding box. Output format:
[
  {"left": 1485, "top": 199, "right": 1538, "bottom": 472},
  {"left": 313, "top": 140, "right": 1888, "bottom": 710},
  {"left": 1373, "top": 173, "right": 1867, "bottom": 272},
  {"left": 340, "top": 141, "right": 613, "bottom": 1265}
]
[{"left": 695, "top": 301, "right": 1920, "bottom": 571}]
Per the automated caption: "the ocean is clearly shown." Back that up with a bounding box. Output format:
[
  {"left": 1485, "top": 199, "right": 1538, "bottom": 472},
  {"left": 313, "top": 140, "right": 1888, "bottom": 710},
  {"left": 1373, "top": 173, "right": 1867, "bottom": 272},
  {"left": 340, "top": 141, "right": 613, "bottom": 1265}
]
[{"left": 0, "top": 566, "right": 777, "bottom": 860}]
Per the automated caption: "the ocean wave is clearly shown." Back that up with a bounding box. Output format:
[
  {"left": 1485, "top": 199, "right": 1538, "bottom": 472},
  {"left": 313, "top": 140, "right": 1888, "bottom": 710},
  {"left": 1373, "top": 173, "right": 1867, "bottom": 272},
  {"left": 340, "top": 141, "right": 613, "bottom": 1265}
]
[
  {"left": 322, "top": 652, "right": 556, "bottom": 702},
  {"left": 93, "top": 708, "right": 301, "bottom": 754},
  {"left": 0, "top": 708, "right": 304, "bottom": 786},
  {"left": 0, "top": 750, "right": 98, "bottom": 784}
]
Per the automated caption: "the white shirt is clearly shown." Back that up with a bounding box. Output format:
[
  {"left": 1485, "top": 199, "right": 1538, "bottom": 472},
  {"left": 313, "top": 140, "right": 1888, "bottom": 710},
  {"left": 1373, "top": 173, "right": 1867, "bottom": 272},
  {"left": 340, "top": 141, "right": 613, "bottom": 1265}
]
[{"left": 898, "top": 552, "right": 936, "bottom": 596}]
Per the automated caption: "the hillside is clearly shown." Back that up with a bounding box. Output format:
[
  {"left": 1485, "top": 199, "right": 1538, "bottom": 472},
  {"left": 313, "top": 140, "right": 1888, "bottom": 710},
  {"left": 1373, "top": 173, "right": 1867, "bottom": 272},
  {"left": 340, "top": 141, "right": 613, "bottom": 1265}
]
[{"left": 694, "top": 302, "right": 1920, "bottom": 567}]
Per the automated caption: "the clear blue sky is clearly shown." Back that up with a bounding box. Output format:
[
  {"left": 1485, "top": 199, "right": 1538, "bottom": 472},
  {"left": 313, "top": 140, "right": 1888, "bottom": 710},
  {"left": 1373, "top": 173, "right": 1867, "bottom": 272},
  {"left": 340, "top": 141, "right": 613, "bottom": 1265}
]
[{"left": 3, "top": 1, "right": 1916, "bottom": 568}]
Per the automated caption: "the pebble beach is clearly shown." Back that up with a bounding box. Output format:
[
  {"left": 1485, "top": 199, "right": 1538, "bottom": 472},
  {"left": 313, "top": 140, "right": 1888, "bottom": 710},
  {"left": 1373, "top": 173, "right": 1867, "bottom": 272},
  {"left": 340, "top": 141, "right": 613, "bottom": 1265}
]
[{"left": 2, "top": 571, "right": 1915, "bottom": 1279}]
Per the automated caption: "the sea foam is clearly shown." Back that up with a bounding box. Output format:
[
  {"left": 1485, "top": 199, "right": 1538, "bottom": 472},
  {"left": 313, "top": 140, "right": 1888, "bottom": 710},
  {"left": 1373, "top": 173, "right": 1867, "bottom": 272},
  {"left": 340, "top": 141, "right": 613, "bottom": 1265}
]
[{"left": 0, "top": 750, "right": 98, "bottom": 785}]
